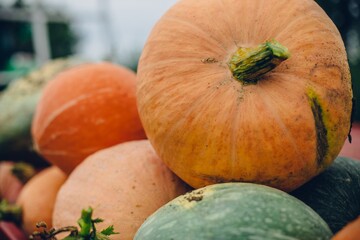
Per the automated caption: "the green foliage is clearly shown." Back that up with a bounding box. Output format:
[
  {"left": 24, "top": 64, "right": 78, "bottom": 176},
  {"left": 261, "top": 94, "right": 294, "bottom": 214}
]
[
  {"left": 48, "top": 22, "right": 77, "bottom": 59},
  {"left": 0, "top": 199, "right": 22, "bottom": 225},
  {"left": 29, "top": 207, "right": 119, "bottom": 240}
]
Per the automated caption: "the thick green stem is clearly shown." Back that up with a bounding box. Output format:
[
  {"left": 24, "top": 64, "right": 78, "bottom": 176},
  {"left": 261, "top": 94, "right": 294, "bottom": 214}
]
[
  {"left": 11, "top": 162, "right": 36, "bottom": 184},
  {"left": 0, "top": 200, "right": 22, "bottom": 225},
  {"left": 228, "top": 40, "right": 290, "bottom": 84}
]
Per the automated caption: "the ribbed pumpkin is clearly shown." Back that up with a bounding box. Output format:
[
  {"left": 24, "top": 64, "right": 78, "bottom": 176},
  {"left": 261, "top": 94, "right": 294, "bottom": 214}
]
[
  {"left": 137, "top": 0, "right": 353, "bottom": 191},
  {"left": 32, "top": 62, "right": 146, "bottom": 174},
  {"left": 53, "top": 140, "right": 189, "bottom": 240}
]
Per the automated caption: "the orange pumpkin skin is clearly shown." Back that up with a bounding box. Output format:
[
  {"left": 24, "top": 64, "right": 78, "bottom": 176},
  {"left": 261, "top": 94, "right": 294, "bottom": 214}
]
[
  {"left": 137, "top": 0, "right": 353, "bottom": 191},
  {"left": 16, "top": 166, "right": 67, "bottom": 235},
  {"left": 332, "top": 216, "right": 360, "bottom": 240},
  {"left": 32, "top": 62, "right": 146, "bottom": 174},
  {"left": 52, "top": 140, "right": 189, "bottom": 240}
]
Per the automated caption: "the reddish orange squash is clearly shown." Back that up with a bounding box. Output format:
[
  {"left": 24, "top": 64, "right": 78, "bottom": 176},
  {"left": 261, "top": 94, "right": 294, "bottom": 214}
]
[
  {"left": 0, "top": 162, "right": 23, "bottom": 203},
  {"left": 53, "top": 140, "right": 189, "bottom": 240},
  {"left": 32, "top": 62, "right": 146, "bottom": 174},
  {"left": 137, "top": 0, "right": 353, "bottom": 191},
  {"left": 333, "top": 216, "right": 360, "bottom": 240}
]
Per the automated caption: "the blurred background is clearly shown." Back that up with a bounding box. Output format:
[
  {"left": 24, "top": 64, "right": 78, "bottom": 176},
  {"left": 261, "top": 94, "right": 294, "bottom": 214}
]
[{"left": 0, "top": 0, "right": 359, "bottom": 120}]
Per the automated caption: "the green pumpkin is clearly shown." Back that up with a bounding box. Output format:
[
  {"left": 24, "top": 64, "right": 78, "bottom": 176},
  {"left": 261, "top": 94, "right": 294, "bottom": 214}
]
[
  {"left": 291, "top": 157, "right": 360, "bottom": 233},
  {"left": 135, "top": 183, "right": 332, "bottom": 240}
]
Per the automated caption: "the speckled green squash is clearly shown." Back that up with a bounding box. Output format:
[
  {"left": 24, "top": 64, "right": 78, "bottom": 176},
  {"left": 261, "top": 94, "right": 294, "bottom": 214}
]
[
  {"left": 135, "top": 183, "right": 332, "bottom": 240},
  {"left": 291, "top": 157, "right": 360, "bottom": 233}
]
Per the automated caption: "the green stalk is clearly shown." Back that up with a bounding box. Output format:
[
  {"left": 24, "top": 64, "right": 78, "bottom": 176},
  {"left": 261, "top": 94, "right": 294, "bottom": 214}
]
[
  {"left": 0, "top": 200, "right": 22, "bottom": 225},
  {"left": 228, "top": 40, "right": 290, "bottom": 84},
  {"left": 11, "top": 162, "right": 36, "bottom": 183}
]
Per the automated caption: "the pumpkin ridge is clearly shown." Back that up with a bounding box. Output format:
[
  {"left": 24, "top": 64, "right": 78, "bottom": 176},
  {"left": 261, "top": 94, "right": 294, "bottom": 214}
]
[
  {"left": 137, "top": 58, "right": 210, "bottom": 73},
  {"left": 153, "top": 87, "right": 220, "bottom": 160},
  {"left": 156, "top": 82, "right": 236, "bottom": 181},
  {"left": 229, "top": 96, "right": 241, "bottom": 180},
  {"left": 243, "top": 0, "right": 266, "bottom": 44},
  {"left": 307, "top": 90, "right": 329, "bottom": 167},
  {"left": 215, "top": 0, "right": 239, "bottom": 47},
  {"left": 256, "top": 86, "right": 305, "bottom": 163},
  {"left": 139, "top": 70, "right": 229, "bottom": 128},
  {"left": 151, "top": 76, "right": 230, "bottom": 144},
  {"left": 274, "top": 1, "right": 321, "bottom": 41},
  {"left": 36, "top": 87, "right": 117, "bottom": 141},
  {"left": 162, "top": 15, "right": 228, "bottom": 52},
  {"left": 212, "top": 0, "right": 239, "bottom": 48}
]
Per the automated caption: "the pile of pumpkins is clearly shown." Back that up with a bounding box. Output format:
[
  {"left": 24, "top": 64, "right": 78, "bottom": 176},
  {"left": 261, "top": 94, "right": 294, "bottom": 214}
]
[{"left": 1, "top": 0, "right": 360, "bottom": 239}]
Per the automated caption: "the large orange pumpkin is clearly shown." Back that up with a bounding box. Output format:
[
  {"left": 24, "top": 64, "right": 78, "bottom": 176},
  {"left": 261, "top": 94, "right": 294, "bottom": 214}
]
[
  {"left": 53, "top": 140, "right": 189, "bottom": 240},
  {"left": 137, "top": 0, "right": 353, "bottom": 191},
  {"left": 32, "top": 62, "right": 146, "bottom": 174}
]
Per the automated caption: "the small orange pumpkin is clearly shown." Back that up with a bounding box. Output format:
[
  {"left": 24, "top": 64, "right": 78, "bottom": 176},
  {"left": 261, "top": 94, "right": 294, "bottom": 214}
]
[
  {"left": 53, "top": 140, "right": 190, "bottom": 240},
  {"left": 137, "top": 0, "right": 353, "bottom": 191},
  {"left": 16, "top": 166, "right": 67, "bottom": 235},
  {"left": 32, "top": 62, "right": 146, "bottom": 174},
  {"left": 0, "top": 162, "right": 23, "bottom": 203}
]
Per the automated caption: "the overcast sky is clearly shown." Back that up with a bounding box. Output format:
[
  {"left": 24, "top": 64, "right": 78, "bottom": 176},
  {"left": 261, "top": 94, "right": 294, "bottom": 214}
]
[
  {"left": 57, "top": 0, "right": 178, "bottom": 65},
  {"left": 2, "top": 0, "right": 178, "bottom": 65}
]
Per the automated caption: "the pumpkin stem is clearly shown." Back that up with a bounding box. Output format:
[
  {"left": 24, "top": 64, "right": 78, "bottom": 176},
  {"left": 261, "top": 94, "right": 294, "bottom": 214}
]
[
  {"left": 0, "top": 200, "right": 22, "bottom": 225},
  {"left": 29, "top": 207, "right": 119, "bottom": 240},
  {"left": 228, "top": 40, "right": 290, "bottom": 84},
  {"left": 11, "top": 162, "right": 36, "bottom": 184}
]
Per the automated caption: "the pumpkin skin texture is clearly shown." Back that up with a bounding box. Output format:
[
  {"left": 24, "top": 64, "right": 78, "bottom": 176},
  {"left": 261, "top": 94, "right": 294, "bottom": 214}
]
[
  {"left": 135, "top": 183, "right": 333, "bottom": 240},
  {"left": 53, "top": 140, "right": 190, "bottom": 240},
  {"left": 16, "top": 166, "right": 67, "bottom": 235},
  {"left": 291, "top": 157, "right": 360, "bottom": 233},
  {"left": 32, "top": 62, "right": 146, "bottom": 174},
  {"left": 137, "top": 0, "right": 353, "bottom": 191}
]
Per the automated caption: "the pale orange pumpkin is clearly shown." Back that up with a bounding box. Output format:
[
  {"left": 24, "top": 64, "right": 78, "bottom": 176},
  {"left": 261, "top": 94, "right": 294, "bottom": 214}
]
[
  {"left": 32, "top": 62, "right": 146, "bottom": 174},
  {"left": 137, "top": 0, "right": 353, "bottom": 191},
  {"left": 16, "top": 166, "right": 67, "bottom": 235},
  {"left": 53, "top": 140, "right": 189, "bottom": 240}
]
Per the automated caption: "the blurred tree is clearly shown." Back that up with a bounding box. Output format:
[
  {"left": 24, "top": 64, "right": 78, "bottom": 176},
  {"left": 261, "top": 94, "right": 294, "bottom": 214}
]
[
  {"left": 0, "top": 2, "right": 77, "bottom": 71},
  {"left": 48, "top": 22, "right": 77, "bottom": 59},
  {"left": 317, "top": 0, "right": 360, "bottom": 121},
  {"left": 0, "top": 21, "right": 33, "bottom": 70}
]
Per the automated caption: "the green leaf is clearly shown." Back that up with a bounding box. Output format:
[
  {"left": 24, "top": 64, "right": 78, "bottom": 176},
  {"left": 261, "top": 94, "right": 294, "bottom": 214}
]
[
  {"left": 100, "top": 225, "right": 118, "bottom": 236},
  {"left": 29, "top": 207, "right": 118, "bottom": 240},
  {"left": 77, "top": 207, "right": 93, "bottom": 237},
  {"left": 92, "top": 218, "right": 104, "bottom": 224},
  {"left": 93, "top": 234, "right": 110, "bottom": 240},
  {"left": 62, "top": 236, "right": 79, "bottom": 240}
]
